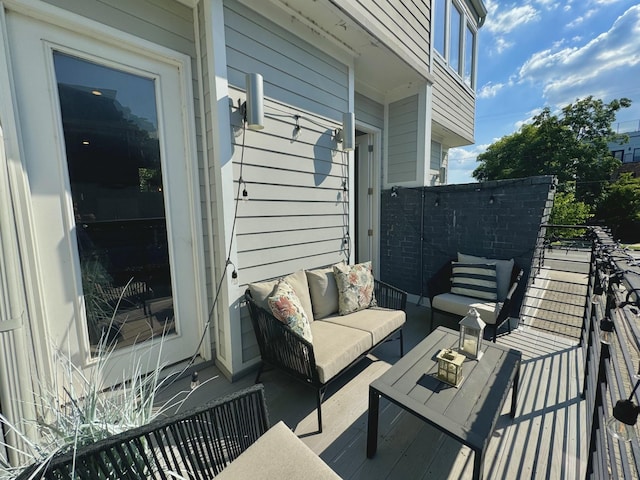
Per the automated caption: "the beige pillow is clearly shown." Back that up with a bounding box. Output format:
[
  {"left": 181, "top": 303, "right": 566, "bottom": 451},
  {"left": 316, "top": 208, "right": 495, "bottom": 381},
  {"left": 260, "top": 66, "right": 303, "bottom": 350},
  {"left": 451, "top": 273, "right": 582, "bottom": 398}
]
[
  {"left": 248, "top": 270, "right": 314, "bottom": 322},
  {"left": 457, "top": 253, "right": 514, "bottom": 302},
  {"left": 306, "top": 267, "right": 339, "bottom": 319},
  {"left": 333, "top": 261, "right": 377, "bottom": 315}
]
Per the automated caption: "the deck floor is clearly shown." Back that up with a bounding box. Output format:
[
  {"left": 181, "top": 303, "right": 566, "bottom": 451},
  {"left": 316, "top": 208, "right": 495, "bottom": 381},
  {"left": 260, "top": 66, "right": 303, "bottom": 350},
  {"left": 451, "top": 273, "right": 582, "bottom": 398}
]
[{"left": 163, "top": 304, "right": 588, "bottom": 479}]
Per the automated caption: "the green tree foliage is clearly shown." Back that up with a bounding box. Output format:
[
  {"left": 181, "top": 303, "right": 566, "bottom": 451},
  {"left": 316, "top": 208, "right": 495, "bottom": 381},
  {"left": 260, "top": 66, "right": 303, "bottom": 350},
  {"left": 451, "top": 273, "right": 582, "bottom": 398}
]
[
  {"left": 473, "top": 96, "right": 631, "bottom": 206},
  {"left": 597, "top": 173, "right": 640, "bottom": 242},
  {"left": 547, "top": 191, "right": 593, "bottom": 238}
]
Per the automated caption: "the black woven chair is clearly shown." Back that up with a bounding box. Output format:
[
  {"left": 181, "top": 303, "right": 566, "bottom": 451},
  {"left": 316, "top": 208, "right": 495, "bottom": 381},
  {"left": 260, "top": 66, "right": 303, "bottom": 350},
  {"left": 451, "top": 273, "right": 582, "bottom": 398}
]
[
  {"left": 17, "top": 384, "right": 269, "bottom": 480},
  {"left": 245, "top": 279, "right": 406, "bottom": 433}
]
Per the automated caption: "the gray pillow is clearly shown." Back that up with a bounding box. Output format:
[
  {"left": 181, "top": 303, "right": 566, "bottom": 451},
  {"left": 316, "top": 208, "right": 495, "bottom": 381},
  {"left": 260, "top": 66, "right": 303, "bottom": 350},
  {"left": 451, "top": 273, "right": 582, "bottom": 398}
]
[
  {"left": 458, "top": 253, "right": 514, "bottom": 301},
  {"left": 305, "top": 267, "right": 339, "bottom": 319}
]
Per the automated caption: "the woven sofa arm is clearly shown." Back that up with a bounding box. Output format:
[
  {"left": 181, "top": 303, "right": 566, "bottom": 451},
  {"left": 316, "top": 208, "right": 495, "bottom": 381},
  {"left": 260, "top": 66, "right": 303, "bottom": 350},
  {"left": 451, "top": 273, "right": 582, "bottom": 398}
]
[
  {"left": 18, "top": 385, "right": 269, "bottom": 479},
  {"left": 245, "top": 291, "right": 318, "bottom": 383},
  {"left": 427, "top": 260, "right": 454, "bottom": 302},
  {"left": 374, "top": 279, "right": 407, "bottom": 311}
]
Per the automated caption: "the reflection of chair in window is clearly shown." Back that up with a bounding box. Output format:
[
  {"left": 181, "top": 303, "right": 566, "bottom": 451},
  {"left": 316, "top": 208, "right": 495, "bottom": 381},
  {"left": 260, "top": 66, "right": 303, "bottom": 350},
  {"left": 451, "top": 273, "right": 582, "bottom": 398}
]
[{"left": 95, "top": 280, "right": 153, "bottom": 315}]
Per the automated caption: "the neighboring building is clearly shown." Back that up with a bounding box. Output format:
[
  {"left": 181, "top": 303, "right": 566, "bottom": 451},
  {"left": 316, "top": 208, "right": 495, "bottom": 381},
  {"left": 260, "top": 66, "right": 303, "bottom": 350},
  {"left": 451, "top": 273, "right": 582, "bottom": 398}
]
[
  {"left": 0, "top": 0, "right": 486, "bottom": 455},
  {"left": 609, "top": 121, "right": 640, "bottom": 178}
]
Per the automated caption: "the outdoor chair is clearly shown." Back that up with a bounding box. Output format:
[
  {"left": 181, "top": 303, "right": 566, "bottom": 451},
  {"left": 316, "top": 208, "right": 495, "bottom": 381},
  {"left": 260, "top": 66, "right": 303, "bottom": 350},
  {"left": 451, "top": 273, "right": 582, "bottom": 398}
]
[{"left": 17, "top": 385, "right": 269, "bottom": 479}]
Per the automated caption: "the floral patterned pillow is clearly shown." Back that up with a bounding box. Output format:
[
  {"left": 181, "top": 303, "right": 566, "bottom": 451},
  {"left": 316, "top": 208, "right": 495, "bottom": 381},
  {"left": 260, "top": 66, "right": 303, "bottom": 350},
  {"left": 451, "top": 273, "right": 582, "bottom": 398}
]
[
  {"left": 268, "top": 280, "right": 313, "bottom": 343},
  {"left": 333, "top": 261, "right": 377, "bottom": 315}
]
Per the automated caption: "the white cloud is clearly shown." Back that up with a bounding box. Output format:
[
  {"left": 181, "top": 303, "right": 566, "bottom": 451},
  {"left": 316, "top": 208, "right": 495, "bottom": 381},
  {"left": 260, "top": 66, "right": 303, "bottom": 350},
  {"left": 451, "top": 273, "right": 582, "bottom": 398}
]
[
  {"left": 567, "top": 8, "right": 597, "bottom": 28},
  {"left": 518, "top": 5, "right": 640, "bottom": 111},
  {"left": 478, "top": 82, "right": 505, "bottom": 98},
  {"left": 514, "top": 108, "right": 544, "bottom": 129},
  {"left": 485, "top": 3, "right": 540, "bottom": 35},
  {"left": 447, "top": 145, "right": 491, "bottom": 184}
]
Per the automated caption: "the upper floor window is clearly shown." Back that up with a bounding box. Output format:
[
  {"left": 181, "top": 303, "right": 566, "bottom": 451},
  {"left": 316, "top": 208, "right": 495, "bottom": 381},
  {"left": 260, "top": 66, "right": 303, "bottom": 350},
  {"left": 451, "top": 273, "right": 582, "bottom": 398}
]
[
  {"left": 634, "top": 148, "right": 640, "bottom": 162},
  {"left": 612, "top": 150, "right": 624, "bottom": 162},
  {"left": 433, "top": 0, "right": 477, "bottom": 90}
]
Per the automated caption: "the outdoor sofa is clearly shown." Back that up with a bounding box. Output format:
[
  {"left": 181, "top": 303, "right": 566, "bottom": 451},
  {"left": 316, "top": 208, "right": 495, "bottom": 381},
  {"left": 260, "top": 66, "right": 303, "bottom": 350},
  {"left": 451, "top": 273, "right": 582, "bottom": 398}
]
[
  {"left": 427, "top": 253, "right": 524, "bottom": 342},
  {"left": 245, "top": 262, "right": 407, "bottom": 433},
  {"left": 16, "top": 384, "right": 340, "bottom": 479}
]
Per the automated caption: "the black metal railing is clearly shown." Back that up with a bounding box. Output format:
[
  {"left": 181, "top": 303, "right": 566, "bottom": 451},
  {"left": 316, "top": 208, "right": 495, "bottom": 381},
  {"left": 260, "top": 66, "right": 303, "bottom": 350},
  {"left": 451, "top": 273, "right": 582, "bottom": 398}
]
[{"left": 581, "top": 227, "right": 640, "bottom": 479}]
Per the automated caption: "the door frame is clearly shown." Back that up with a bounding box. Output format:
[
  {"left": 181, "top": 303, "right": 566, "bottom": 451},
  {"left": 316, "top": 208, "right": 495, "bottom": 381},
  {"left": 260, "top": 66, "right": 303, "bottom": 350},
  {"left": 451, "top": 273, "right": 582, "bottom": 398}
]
[
  {"left": 354, "top": 122, "right": 381, "bottom": 273},
  {"left": 0, "top": 1, "right": 209, "bottom": 382}
]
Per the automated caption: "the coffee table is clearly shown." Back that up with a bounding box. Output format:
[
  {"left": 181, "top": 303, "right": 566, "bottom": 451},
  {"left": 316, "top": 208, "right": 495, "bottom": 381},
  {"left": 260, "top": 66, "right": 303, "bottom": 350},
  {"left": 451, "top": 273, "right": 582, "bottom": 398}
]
[{"left": 366, "top": 326, "right": 521, "bottom": 480}]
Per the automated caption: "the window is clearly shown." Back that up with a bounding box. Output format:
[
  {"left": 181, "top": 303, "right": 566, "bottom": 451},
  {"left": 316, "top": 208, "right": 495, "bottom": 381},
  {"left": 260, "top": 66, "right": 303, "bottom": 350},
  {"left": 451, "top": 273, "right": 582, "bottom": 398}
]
[
  {"left": 464, "top": 24, "right": 476, "bottom": 88},
  {"left": 432, "top": 0, "right": 478, "bottom": 89},
  {"left": 449, "top": 4, "right": 461, "bottom": 75},
  {"left": 430, "top": 141, "right": 442, "bottom": 170},
  {"left": 612, "top": 150, "right": 624, "bottom": 162},
  {"left": 434, "top": 0, "right": 446, "bottom": 56},
  {"left": 634, "top": 148, "right": 640, "bottom": 163}
]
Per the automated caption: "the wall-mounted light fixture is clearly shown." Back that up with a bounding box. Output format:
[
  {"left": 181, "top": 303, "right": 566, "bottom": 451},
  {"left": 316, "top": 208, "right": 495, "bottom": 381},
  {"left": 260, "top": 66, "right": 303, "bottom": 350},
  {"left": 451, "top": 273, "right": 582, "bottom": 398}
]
[
  {"left": 607, "top": 377, "right": 640, "bottom": 442},
  {"left": 245, "top": 73, "right": 264, "bottom": 130},
  {"left": 489, "top": 195, "right": 495, "bottom": 205},
  {"left": 391, "top": 186, "right": 399, "bottom": 198},
  {"left": 342, "top": 112, "right": 355, "bottom": 151},
  {"left": 434, "top": 196, "right": 440, "bottom": 207}
]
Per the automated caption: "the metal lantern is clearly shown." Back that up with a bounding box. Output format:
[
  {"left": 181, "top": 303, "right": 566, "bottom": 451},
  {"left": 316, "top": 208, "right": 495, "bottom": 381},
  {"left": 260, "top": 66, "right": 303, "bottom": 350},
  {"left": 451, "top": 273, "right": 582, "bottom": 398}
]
[
  {"left": 436, "top": 348, "right": 465, "bottom": 387},
  {"left": 459, "top": 307, "right": 486, "bottom": 360}
]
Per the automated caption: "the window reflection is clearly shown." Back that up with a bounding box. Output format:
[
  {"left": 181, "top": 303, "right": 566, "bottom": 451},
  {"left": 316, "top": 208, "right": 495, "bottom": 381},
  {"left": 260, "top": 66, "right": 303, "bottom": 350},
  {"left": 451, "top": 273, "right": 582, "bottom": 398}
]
[{"left": 53, "top": 52, "right": 175, "bottom": 352}]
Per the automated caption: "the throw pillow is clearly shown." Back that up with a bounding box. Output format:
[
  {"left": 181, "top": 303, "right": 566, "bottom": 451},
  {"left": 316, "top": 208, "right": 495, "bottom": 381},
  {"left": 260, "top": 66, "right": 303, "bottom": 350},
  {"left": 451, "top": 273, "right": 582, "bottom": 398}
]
[
  {"left": 306, "top": 267, "right": 339, "bottom": 319},
  {"left": 249, "top": 269, "right": 314, "bottom": 322},
  {"left": 268, "top": 280, "right": 313, "bottom": 343},
  {"left": 458, "top": 253, "right": 514, "bottom": 301},
  {"left": 333, "top": 261, "right": 377, "bottom": 315},
  {"left": 450, "top": 262, "right": 498, "bottom": 301}
]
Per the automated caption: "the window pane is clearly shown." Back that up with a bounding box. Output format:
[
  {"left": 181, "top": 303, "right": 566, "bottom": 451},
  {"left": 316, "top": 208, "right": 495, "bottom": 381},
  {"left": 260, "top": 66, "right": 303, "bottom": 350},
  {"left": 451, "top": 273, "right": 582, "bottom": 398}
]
[
  {"left": 53, "top": 52, "right": 175, "bottom": 352},
  {"left": 464, "top": 24, "right": 475, "bottom": 87},
  {"left": 449, "top": 4, "right": 461, "bottom": 74},
  {"left": 634, "top": 148, "right": 640, "bottom": 162},
  {"left": 430, "top": 141, "right": 442, "bottom": 170},
  {"left": 434, "top": 0, "right": 446, "bottom": 56}
]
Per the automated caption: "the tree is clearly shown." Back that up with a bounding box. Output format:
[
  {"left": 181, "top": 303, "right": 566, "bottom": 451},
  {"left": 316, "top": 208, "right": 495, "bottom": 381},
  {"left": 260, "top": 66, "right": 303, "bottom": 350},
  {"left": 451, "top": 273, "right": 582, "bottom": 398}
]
[
  {"left": 473, "top": 96, "right": 631, "bottom": 206},
  {"left": 597, "top": 173, "right": 640, "bottom": 242}
]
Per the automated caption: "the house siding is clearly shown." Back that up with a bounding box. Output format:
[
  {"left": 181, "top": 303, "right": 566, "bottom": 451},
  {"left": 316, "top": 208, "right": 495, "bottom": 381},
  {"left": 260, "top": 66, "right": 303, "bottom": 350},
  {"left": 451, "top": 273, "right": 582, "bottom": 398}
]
[
  {"left": 355, "top": 92, "right": 384, "bottom": 130},
  {"left": 387, "top": 95, "right": 419, "bottom": 184},
  {"left": 224, "top": 1, "right": 351, "bottom": 363},
  {"left": 344, "top": 0, "right": 431, "bottom": 77},
  {"left": 432, "top": 59, "right": 475, "bottom": 145}
]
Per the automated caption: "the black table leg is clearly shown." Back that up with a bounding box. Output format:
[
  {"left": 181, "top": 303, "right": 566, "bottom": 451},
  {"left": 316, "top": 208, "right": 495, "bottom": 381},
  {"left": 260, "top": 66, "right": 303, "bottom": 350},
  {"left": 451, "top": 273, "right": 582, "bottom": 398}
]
[
  {"left": 511, "top": 362, "right": 520, "bottom": 418},
  {"left": 367, "top": 387, "right": 380, "bottom": 458}
]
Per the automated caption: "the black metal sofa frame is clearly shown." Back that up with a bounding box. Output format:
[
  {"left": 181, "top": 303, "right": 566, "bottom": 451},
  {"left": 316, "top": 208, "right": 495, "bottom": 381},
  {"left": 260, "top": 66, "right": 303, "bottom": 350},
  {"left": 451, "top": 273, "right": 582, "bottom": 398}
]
[
  {"left": 245, "top": 279, "right": 407, "bottom": 433},
  {"left": 17, "top": 385, "right": 269, "bottom": 480},
  {"left": 427, "top": 260, "right": 524, "bottom": 342}
]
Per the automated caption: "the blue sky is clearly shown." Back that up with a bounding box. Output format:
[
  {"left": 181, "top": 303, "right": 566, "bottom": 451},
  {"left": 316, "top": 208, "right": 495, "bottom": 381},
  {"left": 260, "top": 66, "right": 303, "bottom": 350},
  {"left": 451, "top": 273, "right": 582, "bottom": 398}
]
[{"left": 448, "top": 0, "right": 640, "bottom": 184}]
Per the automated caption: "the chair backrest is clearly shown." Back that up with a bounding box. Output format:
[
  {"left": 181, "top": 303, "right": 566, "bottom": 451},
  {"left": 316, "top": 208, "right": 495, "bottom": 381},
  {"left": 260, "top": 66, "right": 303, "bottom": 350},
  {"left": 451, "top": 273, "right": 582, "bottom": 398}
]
[{"left": 18, "top": 384, "right": 269, "bottom": 480}]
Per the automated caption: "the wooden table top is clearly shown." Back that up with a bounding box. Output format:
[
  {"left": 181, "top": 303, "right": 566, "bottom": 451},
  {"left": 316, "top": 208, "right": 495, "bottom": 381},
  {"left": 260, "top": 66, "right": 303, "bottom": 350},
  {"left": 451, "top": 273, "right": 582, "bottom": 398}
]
[{"left": 370, "top": 326, "right": 521, "bottom": 450}]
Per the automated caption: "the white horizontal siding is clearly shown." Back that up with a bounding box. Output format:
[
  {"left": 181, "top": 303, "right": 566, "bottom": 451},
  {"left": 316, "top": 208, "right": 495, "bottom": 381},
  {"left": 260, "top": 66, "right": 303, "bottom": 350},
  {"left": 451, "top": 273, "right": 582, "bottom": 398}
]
[
  {"left": 348, "top": 0, "right": 431, "bottom": 77},
  {"left": 432, "top": 60, "right": 475, "bottom": 145},
  {"left": 388, "top": 94, "right": 418, "bottom": 183},
  {"left": 355, "top": 92, "right": 384, "bottom": 130},
  {"left": 224, "top": 1, "right": 351, "bottom": 363}
]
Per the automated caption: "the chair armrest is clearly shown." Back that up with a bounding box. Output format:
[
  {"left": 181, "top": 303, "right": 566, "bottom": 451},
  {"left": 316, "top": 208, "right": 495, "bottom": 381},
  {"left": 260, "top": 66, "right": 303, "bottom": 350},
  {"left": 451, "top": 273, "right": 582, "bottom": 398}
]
[
  {"left": 495, "top": 268, "right": 524, "bottom": 324},
  {"left": 374, "top": 279, "right": 407, "bottom": 311},
  {"left": 245, "top": 291, "right": 318, "bottom": 384},
  {"left": 427, "top": 260, "right": 454, "bottom": 302}
]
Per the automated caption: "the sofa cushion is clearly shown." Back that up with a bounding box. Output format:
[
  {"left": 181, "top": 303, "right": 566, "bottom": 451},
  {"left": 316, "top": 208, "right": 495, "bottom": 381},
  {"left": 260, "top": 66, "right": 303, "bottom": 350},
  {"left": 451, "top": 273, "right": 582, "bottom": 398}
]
[
  {"left": 268, "top": 280, "right": 313, "bottom": 343},
  {"left": 248, "top": 270, "right": 315, "bottom": 322},
  {"left": 306, "top": 267, "right": 339, "bottom": 319},
  {"left": 215, "top": 421, "right": 341, "bottom": 480},
  {"left": 321, "top": 307, "right": 405, "bottom": 345},
  {"left": 450, "top": 262, "right": 498, "bottom": 301},
  {"left": 309, "top": 321, "right": 372, "bottom": 383},
  {"left": 333, "top": 261, "right": 377, "bottom": 315},
  {"left": 458, "top": 253, "right": 515, "bottom": 302},
  {"left": 432, "top": 292, "right": 502, "bottom": 325}
]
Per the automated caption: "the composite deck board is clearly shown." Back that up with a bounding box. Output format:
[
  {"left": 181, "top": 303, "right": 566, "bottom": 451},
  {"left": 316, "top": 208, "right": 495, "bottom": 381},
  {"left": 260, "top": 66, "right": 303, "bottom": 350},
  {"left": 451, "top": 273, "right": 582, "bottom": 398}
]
[{"left": 159, "top": 305, "right": 587, "bottom": 479}]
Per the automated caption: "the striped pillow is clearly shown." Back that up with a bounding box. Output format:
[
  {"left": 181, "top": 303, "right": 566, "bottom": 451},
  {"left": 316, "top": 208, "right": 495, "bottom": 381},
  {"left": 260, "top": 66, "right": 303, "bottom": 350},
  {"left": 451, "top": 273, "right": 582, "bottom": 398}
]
[{"left": 450, "top": 262, "right": 498, "bottom": 301}]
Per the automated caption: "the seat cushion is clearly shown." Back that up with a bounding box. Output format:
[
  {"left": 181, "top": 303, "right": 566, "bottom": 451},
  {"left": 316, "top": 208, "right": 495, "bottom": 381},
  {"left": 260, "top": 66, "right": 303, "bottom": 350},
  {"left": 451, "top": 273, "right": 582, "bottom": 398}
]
[
  {"left": 458, "top": 253, "right": 515, "bottom": 301},
  {"left": 248, "top": 270, "right": 315, "bottom": 322},
  {"left": 309, "top": 321, "right": 372, "bottom": 383},
  {"left": 215, "top": 421, "right": 341, "bottom": 480},
  {"left": 432, "top": 292, "right": 501, "bottom": 325},
  {"left": 306, "top": 267, "right": 339, "bottom": 319},
  {"left": 321, "top": 307, "right": 405, "bottom": 345}
]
